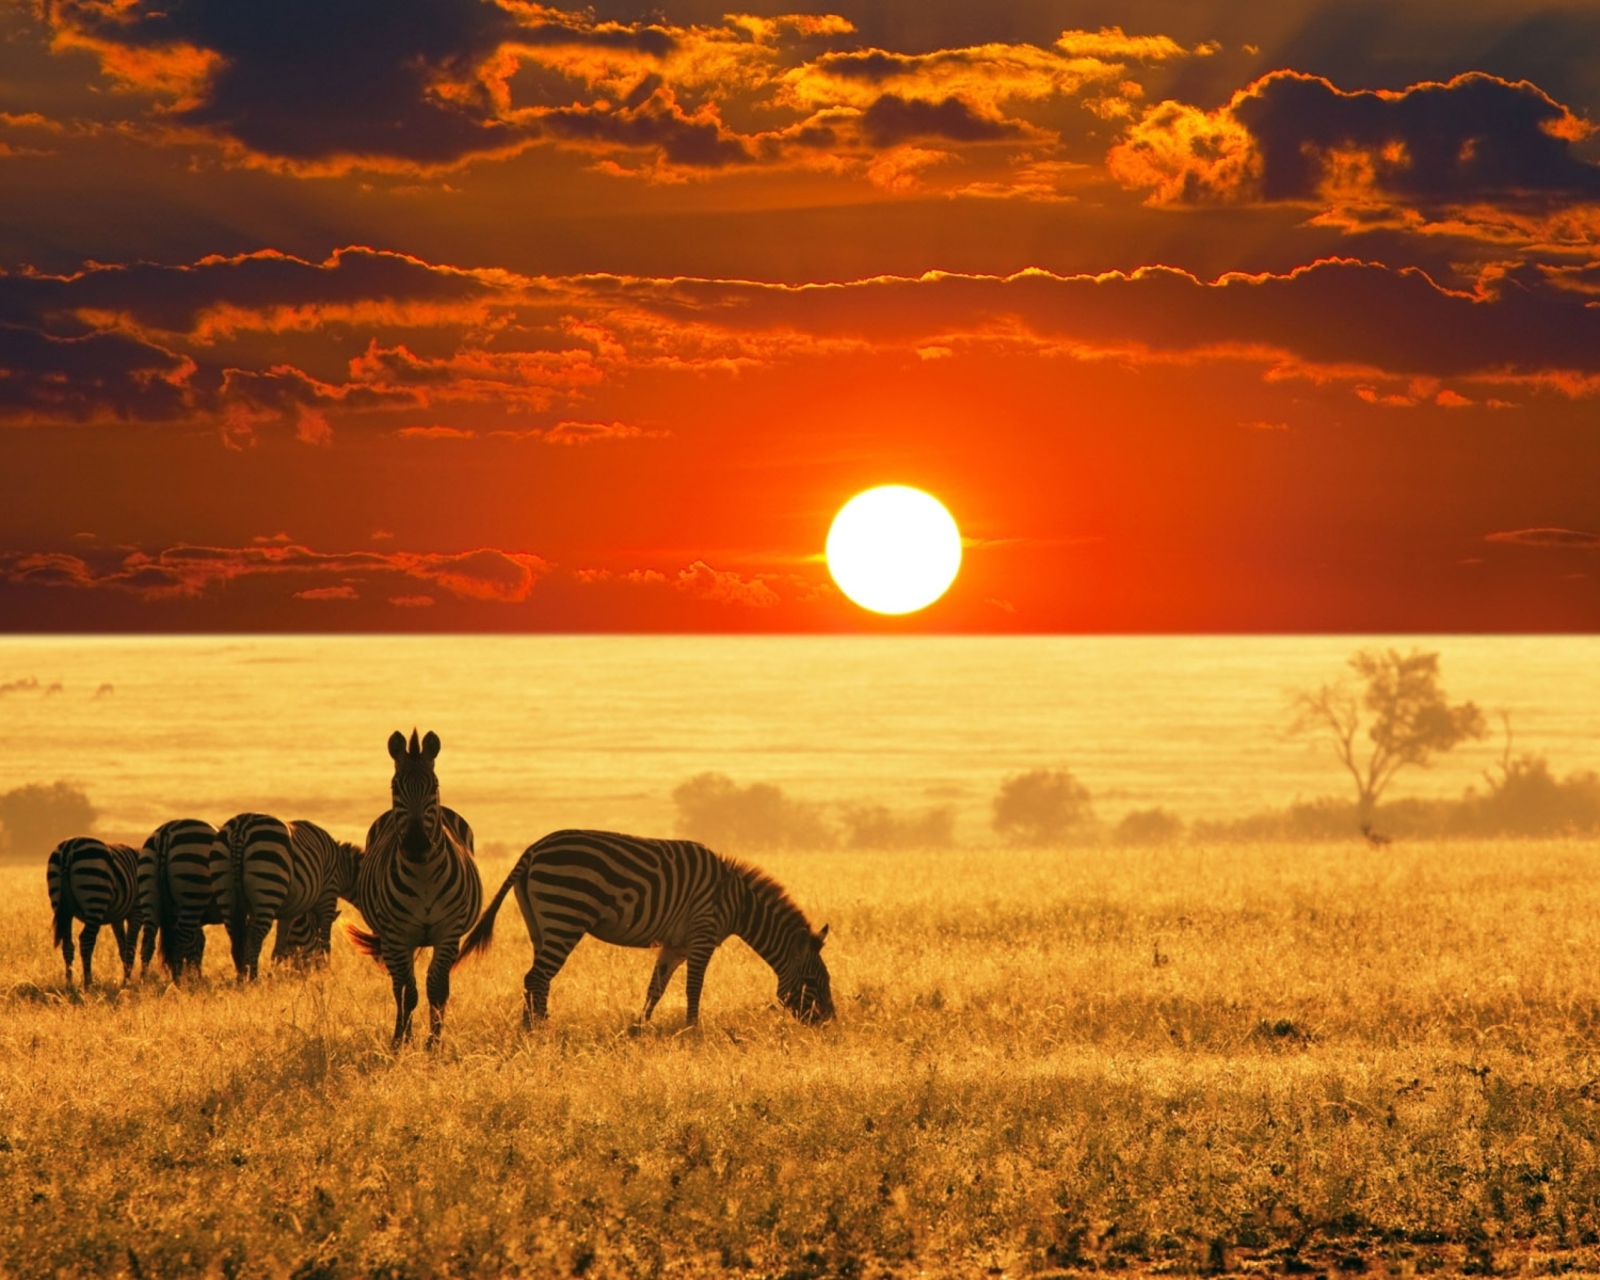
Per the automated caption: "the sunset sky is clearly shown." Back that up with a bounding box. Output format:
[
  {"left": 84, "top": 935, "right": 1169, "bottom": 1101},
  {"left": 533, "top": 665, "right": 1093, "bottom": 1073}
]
[{"left": 3, "top": 0, "right": 1600, "bottom": 631}]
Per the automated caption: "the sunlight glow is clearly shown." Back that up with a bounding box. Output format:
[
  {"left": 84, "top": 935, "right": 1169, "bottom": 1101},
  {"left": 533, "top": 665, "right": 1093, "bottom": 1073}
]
[{"left": 826, "top": 486, "right": 962, "bottom": 615}]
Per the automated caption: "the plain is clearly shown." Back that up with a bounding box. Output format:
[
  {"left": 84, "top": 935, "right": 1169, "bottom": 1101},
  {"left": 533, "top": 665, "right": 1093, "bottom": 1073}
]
[{"left": 2, "top": 838, "right": 1599, "bottom": 1278}]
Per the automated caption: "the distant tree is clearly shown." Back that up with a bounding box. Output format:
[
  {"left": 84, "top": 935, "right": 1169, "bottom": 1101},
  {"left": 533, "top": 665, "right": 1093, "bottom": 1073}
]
[
  {"left": 0, "top": 781, "right": 97, "bottom": 862},
  {"left": 1290, "top": 648, "right": 1485, "bottom": 831},
  {"left": 1114, "top": 806, "right": 1185, "bottom": 846},
  {"left": 672, "top": 772, "right": 836, "bottom": 851},
  {"left": 991, "top": 768, "right": 1095, "bottom": 846},
  {"left": 840, "top": 803, "right": 956, "bottom": 850}
]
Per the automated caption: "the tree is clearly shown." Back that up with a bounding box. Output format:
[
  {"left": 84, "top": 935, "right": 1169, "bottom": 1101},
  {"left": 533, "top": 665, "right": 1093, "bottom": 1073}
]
[
  {"left": 1290, "top": 648, "right": 1485, "bottom": 830},
  {"left": 991, "top": 768, "right": 1095, "bottom": 846},
  {"left": 0, "top": 781, "right": 97, "bottom": 862},
  {"left": 671, "top": 772, "right": 836, "bottom": 851}
]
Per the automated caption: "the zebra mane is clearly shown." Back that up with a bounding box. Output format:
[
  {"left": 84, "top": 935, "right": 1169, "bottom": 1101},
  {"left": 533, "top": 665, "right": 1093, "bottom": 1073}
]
[{"left": 723, "top": 856, "right": 815, "bottom": 936}]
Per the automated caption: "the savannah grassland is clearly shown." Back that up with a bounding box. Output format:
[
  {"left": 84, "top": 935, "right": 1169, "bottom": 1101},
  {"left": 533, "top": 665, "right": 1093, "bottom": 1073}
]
[{"left": 3, "top": 839, "right": 1600, "bottom": 1280}]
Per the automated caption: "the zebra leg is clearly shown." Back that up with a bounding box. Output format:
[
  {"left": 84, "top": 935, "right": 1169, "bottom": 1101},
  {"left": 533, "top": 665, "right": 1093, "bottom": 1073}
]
[
  {"left": 682, "top": 935, "right": 720, "bottom": 1027},
  {"left": 79, "top": 921, "right": 102, "bottom": 987},
  {"left": 522, "top": 929, "right": 582, "bottom": 1028},
  {"left": 243, "top": 914, "right": 274, "bottom": 982},
  {"left": 138, "top": 918, "right": 157, "bottom": 977},
  {"left": 60, "top": 925, "right": 76, "bottom": 986},
  {"left": 424, "top": 939, "right": 459, "bottom": 1048},
  {"left": 640, "top": 947, "right": 688, "bottom": 1023},
  {"left": 383, "top": 948, "right": 419, "bottom": 1047},
  {"left": 110, "top": 919, "right": 136, "bottom": 985}
]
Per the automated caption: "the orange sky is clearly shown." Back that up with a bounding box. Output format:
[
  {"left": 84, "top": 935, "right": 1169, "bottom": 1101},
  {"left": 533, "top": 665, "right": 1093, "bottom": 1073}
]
[{"left": 3, "top": 0, "right": 1600, "bottom": 631}]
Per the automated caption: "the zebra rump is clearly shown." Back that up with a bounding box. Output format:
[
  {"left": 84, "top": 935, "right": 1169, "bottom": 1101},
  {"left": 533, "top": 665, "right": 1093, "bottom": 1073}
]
[
  {"left": 47, "top": 835, "right": 143, "bottom": 986},
  {"left": 210, "top": 814, "right": 356, "bottom": 979},
  {"left": 137, "top": 817, "right": 219, "bottom": 980}
]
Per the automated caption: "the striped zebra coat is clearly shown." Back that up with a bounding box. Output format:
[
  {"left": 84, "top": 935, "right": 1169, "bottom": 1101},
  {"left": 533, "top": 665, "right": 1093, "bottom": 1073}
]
[
  {"left": 351, "top": 729, "right": 481, "bottom": 1047},
  {"left": 47, "top": 836, "right": 144, "bottom": 987},
  {"left": 456, "top": 829, "right": 833, "bottom": 1029},
  {"left": 137, "top": 818, "right": 220, "bottom": 980},
  {"left": 210, "top": 813, "right": 360, "bottom": 980}
]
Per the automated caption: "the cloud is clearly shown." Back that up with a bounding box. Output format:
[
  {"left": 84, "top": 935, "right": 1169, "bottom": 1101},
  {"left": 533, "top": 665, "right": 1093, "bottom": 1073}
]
[
  {"left": 293, "top": 585, "right": 359, "bottom": 601},
  {"left": 675, "top": 561, "right": 781, "bottom": 608},
  {"left": 541, "top": 419, "right": 652, "bottom": 444},
  {"left": 1485, "top": 528, "right": 1600, "bottom": 549},
  {"left": 396, "top": 425, "right": 477, "bottom": 439},
  {"left": 1110, "top": 71, "right": 1600, "bottom": 247},
  {"left": 40, "top": 4, "right": 1205, "bottom": 187},
  {"left": 0, "top": 541, "right": 550, "bottom": 604}
]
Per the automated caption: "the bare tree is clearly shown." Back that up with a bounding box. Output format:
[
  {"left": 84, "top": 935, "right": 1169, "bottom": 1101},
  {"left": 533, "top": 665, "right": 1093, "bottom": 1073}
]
[{"left": 1290, "top": 648, "right": 1485, "bottom": 831}]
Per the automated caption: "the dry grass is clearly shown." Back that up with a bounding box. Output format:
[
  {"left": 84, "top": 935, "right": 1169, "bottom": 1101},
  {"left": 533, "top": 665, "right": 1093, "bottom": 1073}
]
[{"left": 3, "top": 839, "right": 1600, "bottom": 1278}]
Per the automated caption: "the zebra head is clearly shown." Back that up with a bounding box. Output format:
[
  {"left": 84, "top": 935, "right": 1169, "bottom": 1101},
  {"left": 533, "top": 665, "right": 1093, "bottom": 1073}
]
[
  {"left": 777, "top": 923, "right": 834, "bottom": 1024},
  {"left": 387, "top": 729, "right": 442, "bottom": 861}
]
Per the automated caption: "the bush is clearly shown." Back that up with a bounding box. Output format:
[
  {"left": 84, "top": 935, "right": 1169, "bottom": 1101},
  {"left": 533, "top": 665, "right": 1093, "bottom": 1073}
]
[
  {"left": 1451, "top": 754, "right": 1600, "bottom": 836},
  {"left": 991, "top": 769, "right": 1096, "bottom": 846},
  {"left": 0, "top": 781, "right": 97, "bottom": 863},
  {"left": 1114, "top": 807, "right": 1185, "bottom": 846},
  {"left": 840, "top": 804, "right": 956, "bottom": 850},
  {"left": 671, "top": 772, "right": 835, "bottom": 851}
]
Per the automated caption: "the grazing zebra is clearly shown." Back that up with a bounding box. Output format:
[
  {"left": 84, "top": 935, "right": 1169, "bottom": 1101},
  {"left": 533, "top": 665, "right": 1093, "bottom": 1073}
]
[
  {"left": 350, "top": 729, "right": 481, "bottom": 1048},
  {"left": 137, "top": 818, "right": 220, "bottom": 980},
  {"left": 455, "top": 829, "right": 834, "bottom": 1029},
  {"left": 210, "top": 814, "right": 359, "bottom": 980},
  {"left": 47, "top": 836, "right": 144, "bottom": 987}
]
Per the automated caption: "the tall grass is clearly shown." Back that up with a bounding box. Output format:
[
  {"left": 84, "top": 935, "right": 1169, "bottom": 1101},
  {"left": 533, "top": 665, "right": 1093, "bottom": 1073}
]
[{"left": 2, "top": 839, "right": 1599, "bottom": 1277}]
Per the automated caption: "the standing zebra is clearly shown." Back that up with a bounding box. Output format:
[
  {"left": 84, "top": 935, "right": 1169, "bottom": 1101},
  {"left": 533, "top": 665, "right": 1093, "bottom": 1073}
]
[
  {"left": 210, "top": 814, "right": 358, "bottom": 980},
  {"left": 455, "top": 829, "right": 834, "bottom": 1029},
  {"left": 351, "top": 730, "right": 481, "bottom": 1048},
  {"left": 47, "top": 836, "right": 144, "bottom": 987},
  {"left": 137, "top": 818, "right": 220, "bottom": 980}
]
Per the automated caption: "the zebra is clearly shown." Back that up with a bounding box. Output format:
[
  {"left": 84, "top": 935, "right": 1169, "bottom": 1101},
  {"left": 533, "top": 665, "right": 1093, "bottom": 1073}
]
[
  {"left": 137, "top": 818, "right": 220, "bottom": 980},
  {"left": 47, "top": 836, "right": 144, "bottom": 987},
  {"left": 210, "top": 813, "right": 359, "bottom": 980},
  {"left": 349, "top": 729, "right": 481, "bottom": 1048},
  {"left": 455, "top": 829, "right": 834, "bottom": 1029}
]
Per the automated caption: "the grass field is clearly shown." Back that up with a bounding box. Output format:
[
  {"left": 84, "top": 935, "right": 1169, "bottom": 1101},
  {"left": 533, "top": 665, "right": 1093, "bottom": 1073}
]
[{"left": 3, "top": 839, "right": 1600, "bottom": 1278}]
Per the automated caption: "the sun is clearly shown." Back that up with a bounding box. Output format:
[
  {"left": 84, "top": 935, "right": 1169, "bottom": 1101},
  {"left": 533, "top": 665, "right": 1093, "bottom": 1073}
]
[{"left": 826, "top": 485, "right": 962, "bottom": 615}]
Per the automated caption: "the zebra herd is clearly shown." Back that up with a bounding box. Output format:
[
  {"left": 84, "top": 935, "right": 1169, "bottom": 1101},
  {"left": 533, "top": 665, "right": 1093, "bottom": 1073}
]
[{"left": 44, "top": 728, "right": 835, "bottom": 1047}]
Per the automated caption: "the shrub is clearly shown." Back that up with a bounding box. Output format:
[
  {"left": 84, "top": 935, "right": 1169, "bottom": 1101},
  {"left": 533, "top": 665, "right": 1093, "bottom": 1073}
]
[
  {"left": 0, "top": 781, "right": 97, "bottom": 863},
  {"left": 1114, "top": 807, "right": 1185, "bottom": 846},
  {"left": 991, "top": 769, "right": 1096, "bottom": 846},
  {"left": 671, "top": 772, "right": 836, "bottom": 851},
  {"left": 840, "top": 803, "right": 956, "bottom": 850}
]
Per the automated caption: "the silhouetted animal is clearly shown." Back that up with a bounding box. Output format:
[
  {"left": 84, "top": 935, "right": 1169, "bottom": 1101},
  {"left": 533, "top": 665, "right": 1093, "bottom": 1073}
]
[
  {"left": 47, "top": 836, "right": 143, "bottom": 986},
  {"left": 457, "top": 829, "right": 833, "bottom": 1029},
  {"left": 138, "top": 818, "right": 219, "bottom": 980},
  {"left": 1361, "top": 823, "right": 1392, "bottom": 848},
  {"left": 349, "top": 730, "right": 481, "bottom": 1048},
  {"left": 211, "top": 814, "right": 358, "bottom": 980}
]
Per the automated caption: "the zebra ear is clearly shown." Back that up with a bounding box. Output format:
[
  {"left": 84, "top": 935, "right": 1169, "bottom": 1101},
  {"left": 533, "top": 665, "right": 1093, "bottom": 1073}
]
[
  {"left": 813, "top": 924, "right": 829, "bottom": 950},
  {"left": 422, "top": 731, "right": 441, "bottom": 760},
  {"left": 388, "top": 731, "right": 406, "bottom": 760}
]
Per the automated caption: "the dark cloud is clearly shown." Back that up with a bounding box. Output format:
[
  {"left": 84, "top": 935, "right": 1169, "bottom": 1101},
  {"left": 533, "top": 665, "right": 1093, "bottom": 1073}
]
[
  {"left": 859, "top": 94, "right": 1027, "bottom": 147},
  {"left": 50, "top": 0, "right": 529, "bottom": 169},
  {"left": 540, "top": 91, "right": 755, "bottom": 168},
  {"left": 1109, "top": 71, "right": 1600, "bottom": 249},
  {"left": 1237, "top": 72, "right": 1600, "bottom": 205},
  {"left": 0, "top": 324, "right": 193, "bottom": 421},
  {"left": 0, "top": 246, "right": 501, "bottom": 339},
  {"left": 0, "top": 541, "right": 550, "bottom": 602},
  {"left": 1485, "top": 528, "right": 1600, "bottom": 549}
]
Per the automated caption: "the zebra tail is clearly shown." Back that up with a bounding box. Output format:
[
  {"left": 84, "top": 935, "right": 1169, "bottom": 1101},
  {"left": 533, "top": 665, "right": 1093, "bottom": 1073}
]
[
  {"left": 52, "top": 847, "right": 76, "bottom": 952},
  {"left": 228, "top": 831, "right": 248, "bottom": 968},
  {"left": 344, "top": 924, "right": 387, "bottom": 966},
  {"left": 156, "top": 842, "right": 181, "bottom": 976},
  {"left": 453, "top": 847, "right": 532, "bottom": 968}
]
